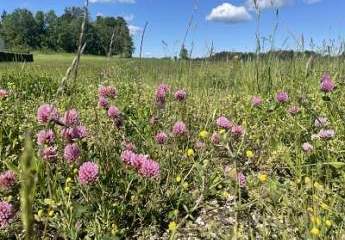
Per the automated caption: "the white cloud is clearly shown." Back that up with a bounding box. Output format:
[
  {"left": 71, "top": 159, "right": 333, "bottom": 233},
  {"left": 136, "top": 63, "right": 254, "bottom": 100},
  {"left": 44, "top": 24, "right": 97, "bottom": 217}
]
[
  {"left": 123, "top": 14, "right": 134, "bottom": 22},
  {"left": 246, "top": 0, "right": 292, "bottom": 10},
  {"left": 206, "top": 3, "right": 252, "bottom": 24},
  {"left": 128, "top": 25, "right": 142, "bottom": 36},
  {"left": 90, "top": 0, "right": 135, "bottom": 4},
  {"left": 304, "top": 0, "right": 321, "bottom": 4},
  {"left": 96, "top": 12, "right": 104, "bottom": 17}
]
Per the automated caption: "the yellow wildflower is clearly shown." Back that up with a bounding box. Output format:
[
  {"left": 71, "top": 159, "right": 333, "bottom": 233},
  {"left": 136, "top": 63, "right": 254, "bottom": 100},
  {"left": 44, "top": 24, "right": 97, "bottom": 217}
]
[
  {"left": 111, "top": 224, "right": 118, "bottom": 235},
  {"left": 311, "top": 216, "right": 321, "bottom": 226},
  {"left": 258, "top": 173, "right": 268, "bottom": 183},
  {"left": 44, "top": 198, "right": 55, "bottom": 206},
  {"left": 5, "top": 195, "right": 12, "bottom": 202},
  {"left": 325, "top": 220, "right": 332, "bottom": 227},
  {"left": 187, "top": 149, "right": 194, "bottom": 157},
  {"left": 314, "top": 182, "right": 323, "bottom": 191},
  {"left": 199, "top": 130, "right": 208, "bottom": 139},
  {"left": 111, "top": 229, "right": 117, "bottom": 235},
  {"left": 176, "top": 176, "right": 181, "bottom": 183},
  {"left": 64, "top": 186, "right": 71, "bottom": 193},
  {"left": 246, "top": 150, "right": 254, "bottom": 158},
  {"left": 48, "top": 210, "right": 54, "bottom": 217},
  {"left": 219, "top": 129, "right": 226, "bottom": 135},
  {"left": 168, "top": 221, "right": 177, "bottom": 232},
  {"left": 222, "top": 191, "right": 230, "bottom": 198},
  {"left": 37, "top": 209, "right": 44, "bottom": 218},
  {"left": 310, "top": 227, "right": 320, "bottom": 236},
  {"left": 320, "top": 202, "right": 329, "bottom": 210}
]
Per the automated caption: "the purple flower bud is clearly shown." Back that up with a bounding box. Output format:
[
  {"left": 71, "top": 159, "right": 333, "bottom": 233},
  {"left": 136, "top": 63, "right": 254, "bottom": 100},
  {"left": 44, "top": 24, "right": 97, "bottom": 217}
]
[
  {"left": 320, "top": 73, "right": 335, "bottom": 93},
  {"left": 138, "top": 158, "right": 160, "bottom": 178},
  {"left": 122, "top": 140, "right": 136, "bottom": 151},
  {"left": 172, "top": 121, "right": 187, "bottom": 136},
  {"left": 78, "top": 161, "right": 99, "bottom": 185},
  {"left": 155, "top": 131, "right": 168, "bottom": 144},
  {"left": 106, "top": 86, "right": 117, "bottom": 98},
  {"left": 0, "top": 201, "right": 14, "bottom": 228},
  {"left": 121, "top": 150, "right": 137, "bottom": 166},
  {"left": 0, "top": 89, "right": 8, "bottom": 99},
  {"left": 251, "top": 96, "right": 263, "bottom": 107},
  {"left": 216, "top": 116, "right": 232, "bottom": 130},
  {"left": 288, "top": 105, "right": 300, "bottom": 115},
  {"left": 318, "top": 129, "right": 335, "bottom": 140},
  {"left": 211, "top": 132, "right": 221, "bottom": 144},
  {"left": 155, "top": 84, "right": 170, "bottom": 107},
  {"left": 98, "top": 97, "right": 109, "bottom": 109},
  {"left": 41, "top": 146, "right": 58, "bottom": 161},
  {"left": 64, "top": 143, "right": 81, "bottom": 164},
  {"left": 133, "top": 154, "right": 146, "bottom": 170},
  {"left": 0, "top": 171, "right": 16, "bottom": 190},
  {"left": 275, "top": 91, "right": 289, "bottom": 103},
  {"left": 314, "top": 117, "right": 328, "bottom": 128},
  {"left": 99, "top": 86, "right": 117, "bottom": 98},
  {"left": 37, "top": 104, "right": 59, "bottom": 124},
  {"left": 195, "top": 141, "right": 206, "bottom": 150},
  {"left": 61, "top": 126, "right": 87, "bottom": 141},
  {"left": 231, "top": 125, "right": 244, "bottom": 137},
  {"left": 37, "top": 129, "right": 55, "bottom": 145},
  {"left": 302, "top": 142, "right": 314, "bottom": 153},
  {"left": 174, "top": 90, "right": 187, "bottom": 102},
  {"left": 107, "top": 106, "right": 120, "bottom": 119},
  {"left": 63, "top": 109, "right": 80, "bottom": 127},
  {"left": 237, "top": 172, "right": 246, "bottom": 188},
  {"left": 98, "top": 86, "right": 108, "bottom": 97}
]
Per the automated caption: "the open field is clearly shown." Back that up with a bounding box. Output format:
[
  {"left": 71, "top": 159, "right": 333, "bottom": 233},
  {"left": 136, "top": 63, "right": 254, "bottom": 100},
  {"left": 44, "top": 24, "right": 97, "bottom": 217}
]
[{"left": 1, "top": 53, "right": 345, "bottom": 239}]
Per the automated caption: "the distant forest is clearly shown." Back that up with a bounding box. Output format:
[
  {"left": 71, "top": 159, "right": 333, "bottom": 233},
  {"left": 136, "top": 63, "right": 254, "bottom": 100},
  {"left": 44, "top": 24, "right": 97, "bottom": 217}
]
[
  {"left": 208, "top": 50, "right": 318, "bottom": 61},
  {"left": 196, "top": 50, "right": 345, "bottom": 62},
  {"left": 0, "top": 8, "right": 134, "bottom": 57}
]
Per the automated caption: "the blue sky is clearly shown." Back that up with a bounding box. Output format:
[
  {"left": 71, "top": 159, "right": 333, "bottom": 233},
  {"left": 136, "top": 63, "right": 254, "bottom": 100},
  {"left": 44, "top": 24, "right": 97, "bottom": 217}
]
[{"left": 1, "top": 0, "right": 344, "bottom": 57}]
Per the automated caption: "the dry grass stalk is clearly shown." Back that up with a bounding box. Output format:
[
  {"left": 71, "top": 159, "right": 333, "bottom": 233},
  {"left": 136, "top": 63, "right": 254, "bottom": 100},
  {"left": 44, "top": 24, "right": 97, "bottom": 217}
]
[{"left": 57, "top": 0, "right": 89, "bottom": 95}]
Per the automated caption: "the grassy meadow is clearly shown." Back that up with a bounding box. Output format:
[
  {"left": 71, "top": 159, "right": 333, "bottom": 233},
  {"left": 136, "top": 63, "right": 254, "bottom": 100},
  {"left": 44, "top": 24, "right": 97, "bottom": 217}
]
[{"left": 0, "top": 53, "right": 345, "bottom": 239}]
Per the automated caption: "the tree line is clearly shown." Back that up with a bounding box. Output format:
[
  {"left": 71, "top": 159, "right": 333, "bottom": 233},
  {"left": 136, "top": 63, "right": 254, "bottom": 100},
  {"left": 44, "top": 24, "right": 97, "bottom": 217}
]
[
  {"left": 203, "top": 50, "right": 345, "bottom": 61},
  {"left": 0, "top": 8, "right": 134, "bottom": 57},
  {"left": 197, "top": 50, "right": 321, "bottom": 62}
]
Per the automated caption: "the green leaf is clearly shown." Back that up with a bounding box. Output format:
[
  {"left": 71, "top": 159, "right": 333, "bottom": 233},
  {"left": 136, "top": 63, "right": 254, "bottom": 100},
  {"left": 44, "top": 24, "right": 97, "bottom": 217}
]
[
  {"left": 323, "top": 162, "right": 345, "bottom": 169},
  {"left": 4, "top": 161, "right": 18, "bottom": 174}
]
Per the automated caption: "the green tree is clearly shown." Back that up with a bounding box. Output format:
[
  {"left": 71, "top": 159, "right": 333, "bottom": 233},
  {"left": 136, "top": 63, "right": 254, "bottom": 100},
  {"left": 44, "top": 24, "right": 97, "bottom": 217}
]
[
  {"left": 44, "top": 10, "right": 59, "bottom": 50},
  {"left": 94, "top": 16, "right": 134, "bottom": 57},
  {"left": 56, "top": 7, "right": 85, "bottom": 52},
  {"left": 179, "top": 45, "right": 189, "bottom": 60},
  {"left": 94, "top": 16, "right": 118, "bottom": 55},
  {"left": 112, "top": 17, "right": 134, "bottom": 57},
  {"left": 35, "top": 11, "right": 46, "bottom": 48},
  {"left": 0, "top": 9, "right": 39, "bottom": 50},
  {"left": 85, "top": 23, "right": 103, "bottom": 55},
  {"left": 0, "top": 7, "right": 134, "bottom": 57}
]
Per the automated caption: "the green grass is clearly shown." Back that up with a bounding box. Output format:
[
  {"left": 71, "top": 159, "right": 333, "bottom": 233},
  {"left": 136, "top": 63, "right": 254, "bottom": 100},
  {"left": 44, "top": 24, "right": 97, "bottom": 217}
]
[{"left": 0, "top": 53, "right": 345, "bottom": 239}]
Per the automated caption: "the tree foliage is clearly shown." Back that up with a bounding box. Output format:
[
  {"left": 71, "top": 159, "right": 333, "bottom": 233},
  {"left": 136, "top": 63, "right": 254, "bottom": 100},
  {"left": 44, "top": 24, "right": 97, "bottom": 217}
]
[
  {"left": 202, "top": 50, "right": 320, "bottom": 62},
  {"left": 179, "top": 45, "right": 189, "bottom": 60},
  {"left": 0, "top": 8, "right": 134, "bottom": 57}
]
